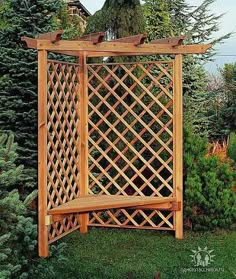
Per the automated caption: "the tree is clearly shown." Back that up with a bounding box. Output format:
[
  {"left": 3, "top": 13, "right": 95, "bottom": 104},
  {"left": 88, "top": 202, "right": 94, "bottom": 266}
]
[
  {"left": 85, "top": 0, "right": 145, "bottom": 39},
  {"left": 0, "top": 133, "right": 36, "bottom": 278},
  {"left": 184, "top": 127, "right": 236, "bottom": 231},
  {"left": 143, "top": 0, "right": 172, "bottom": 41},
  {"left": 0, "top": 133, "right": 66, "bottom": 279},
  {"left": 204, "top": 63, "right": 236, "bottom": 140},
  {"left": 143, "top": 0, "right": 231, "bottom": 136},
  {"left": 0, "top": 0, "right": 63, "bottom": 190}
]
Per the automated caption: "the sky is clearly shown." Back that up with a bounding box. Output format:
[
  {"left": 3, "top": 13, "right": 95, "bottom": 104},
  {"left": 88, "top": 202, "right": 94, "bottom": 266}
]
[{"left": 80, "top": 0, "right": 236, "bottom": 73}]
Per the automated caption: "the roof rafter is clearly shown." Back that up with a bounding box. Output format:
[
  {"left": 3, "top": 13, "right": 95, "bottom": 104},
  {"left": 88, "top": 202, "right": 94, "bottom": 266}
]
[
  {"left": 21, "top": 32, "right": 211, "bottom": 56},
  {"left": 151, "top": 35, "right": 186, "bottom": 46},
  {"left": 74, "top": 32, "right": 106, "bottom": 44},
  {"left": 110, "top": 34, "right": 147, "bottom": 46},
  {"left": 36, "top": 30, "right": 63, "bottom": 43}
]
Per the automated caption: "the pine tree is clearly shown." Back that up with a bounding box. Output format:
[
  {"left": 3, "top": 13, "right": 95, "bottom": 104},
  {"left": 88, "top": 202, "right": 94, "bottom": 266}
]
[
  {"left": 143, "top": 0, "right": 172, "bottom": 41},
  {"left": 0, "top": 134, "right": 36, "bottom": 278},
  {"left": 85, "top": 0, "right": 145, "bottom": 39},
  {"left": 143, "top": 0, "right": 231, "bottom": 136},
  {"left": 0, "top": 133, "right": 66, "bottom": 278},
  {"left": 0, "top": 0, "right": 63, "bottom": 190},
  {"left": 184, "top": 127, "right": 236, "bottom": 231}
]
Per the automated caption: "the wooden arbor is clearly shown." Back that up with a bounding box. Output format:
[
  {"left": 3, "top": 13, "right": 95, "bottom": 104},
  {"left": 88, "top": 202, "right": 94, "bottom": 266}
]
[{"left": 22, "top": 31, "right": 211, "bottom": 258}]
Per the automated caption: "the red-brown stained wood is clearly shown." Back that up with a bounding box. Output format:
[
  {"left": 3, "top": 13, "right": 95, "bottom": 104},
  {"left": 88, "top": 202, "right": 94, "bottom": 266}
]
[
  {"left": 48, "top": 196, "right": 176, "bottom": 215},
  {"left": 173, "top": 54, "right": 184, "bottom": 239},
  {"left": 151, "top": 35, "right": 186, "bottom": 46},
  {"left": 76, "top": 32, "right": 106, "bottom": 44},
  {"left": 36, "top": 30, "right": 63, "bottom": 42},
  {"left": 38, "top": 50, "right": 48, "bottom": 258},
  {"left": 21, "top": 36, "right": 37, "bottom": 49},
  {"left": 110, "top": 34, "right": 147, "bottom": 45}
]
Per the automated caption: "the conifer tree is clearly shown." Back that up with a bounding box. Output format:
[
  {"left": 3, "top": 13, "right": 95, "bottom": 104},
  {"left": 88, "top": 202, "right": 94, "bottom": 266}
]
[
  {"left": 0, "top": 0, "right": 62, "bottom": 190},
  {"left": 144, "top": 0, "right": 172, "bottom": 40},
  {"left": 0, "top": 133, "right": 66, "bottom": 278},
  {"left": 184, "top": 127, "right": 236, "bottom": 231},
  {"left": 85, "top": 0, "right": 145, "bottom": 39},
  {"left": 143, "top": 0, "right": 231, "bottom": 135}
]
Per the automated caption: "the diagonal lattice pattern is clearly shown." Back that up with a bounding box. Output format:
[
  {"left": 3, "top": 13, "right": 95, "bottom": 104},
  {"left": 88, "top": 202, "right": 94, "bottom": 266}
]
[
  {"left": 47, "top": 60, "right": 81, "bottom": 242},
  {"left": 88, "top": 61, "right": 175, "bottom": 229}
]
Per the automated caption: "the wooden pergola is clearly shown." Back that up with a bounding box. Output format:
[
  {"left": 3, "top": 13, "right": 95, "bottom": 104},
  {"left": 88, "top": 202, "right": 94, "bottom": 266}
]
[{"left": 22, "top": 31, "right": 211, "bottom": 258}]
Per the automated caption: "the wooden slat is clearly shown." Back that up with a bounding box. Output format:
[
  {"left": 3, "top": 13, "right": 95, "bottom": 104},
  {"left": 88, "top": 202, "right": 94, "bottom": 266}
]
[
  {"left": 173, "top": 54, "right": 183, "bottom": 239},
  {"left": 151, "top": 35, "right": 186, "bottom": 46},
  {"left": 21, "top": 36, "right": 37, "bottom": 48},
  {"left": 35, "top": 40, "right": 211, "bottom": 54},
  {"left": 78, "top": 52, "right": 89, "bottom": 233},
  {"left": 48, "top": 195, "right": 176, "bottom": 215},
  {"left": 131, "top": 201, "right": 180, "bottom": 210},
  {"left": 110, "top": 34, "right": 147, "bottom": 45},
  {"left": 76, "top": 32, "right": 106, "bottom": 44},
  {"left": 38, "top": 50, "right": 48, "bottom": 258},
  {"left": 37, "top": 30, "right": 63, "bottom": 43}
]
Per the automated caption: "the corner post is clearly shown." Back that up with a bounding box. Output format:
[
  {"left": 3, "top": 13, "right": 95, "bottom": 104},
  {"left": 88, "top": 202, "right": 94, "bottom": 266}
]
[
  {"left": 79, "top": 51, "right": 89, "bottom": 233},
  {"left": 38, "top": 50, "right": 49, "bottom": 257},
  {"left": 173, "top": 54, "right": 183, "bottom": 239}
]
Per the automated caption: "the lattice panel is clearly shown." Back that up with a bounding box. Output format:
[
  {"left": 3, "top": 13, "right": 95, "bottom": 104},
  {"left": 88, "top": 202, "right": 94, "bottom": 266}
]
[
  {"left": 88, "top": 61, "right": 174, "bottom": 229},
  {"left": 47, "top": 60, "right": 81, "bottom": 242}
]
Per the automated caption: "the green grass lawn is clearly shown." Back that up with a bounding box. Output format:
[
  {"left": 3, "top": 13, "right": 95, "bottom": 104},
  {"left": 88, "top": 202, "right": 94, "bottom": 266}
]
[{"left": 43, "top": 228, "right": 236, "bottom": 279}]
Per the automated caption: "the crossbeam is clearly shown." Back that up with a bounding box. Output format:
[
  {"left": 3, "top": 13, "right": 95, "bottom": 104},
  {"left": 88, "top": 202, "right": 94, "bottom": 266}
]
[
  {"left": 36, "top": 30, "right": 63, "bottom": 43},
  {"left": 75, "top": 32, "right": 106, "bottom": 44},
  {"left": 110, "top": 34, "right": 147, "bottom": 46},
  {"left": 151, "top": 35, "right": 186, "bottom": 46},
  {"left": 21, "top": 37, "right": 211, "bottom": 55}
]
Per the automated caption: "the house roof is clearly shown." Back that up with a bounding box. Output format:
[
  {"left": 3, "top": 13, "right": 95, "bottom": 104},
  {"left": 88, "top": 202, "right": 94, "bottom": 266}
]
[{"left": 67, "top": 0, "right": 91, "bottom": 17}]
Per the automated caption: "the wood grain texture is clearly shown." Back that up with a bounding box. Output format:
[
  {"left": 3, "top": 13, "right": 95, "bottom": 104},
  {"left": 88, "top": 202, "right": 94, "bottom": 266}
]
[
  {"left": 48, "top": 195, "right": 176, "bottom": 214},
  {"left": 173, "top": 54, "right": 183, "bottom": 239},
  {"left": 79, "top": 52, "right": 89, "bottom": 233},
  {"left": 38, "top": 50, "right": 49, "bottom": 258}
]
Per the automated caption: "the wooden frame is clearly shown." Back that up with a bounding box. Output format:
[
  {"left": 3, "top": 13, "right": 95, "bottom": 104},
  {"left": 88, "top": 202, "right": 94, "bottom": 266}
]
[{"left": 21, "top": 31, "right": 211, "bottom": 257}]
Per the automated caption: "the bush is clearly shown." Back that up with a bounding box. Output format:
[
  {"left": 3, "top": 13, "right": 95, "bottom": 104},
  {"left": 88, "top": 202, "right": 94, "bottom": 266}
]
[
  {"left": 0, "top": 133, "right": 67, "bottom": 279},
  {"left": 227, "top": 132, "right": 236, "bottom": 162},
  {"left": 184, "top": 126, "right": 236, "bottom": 231}
]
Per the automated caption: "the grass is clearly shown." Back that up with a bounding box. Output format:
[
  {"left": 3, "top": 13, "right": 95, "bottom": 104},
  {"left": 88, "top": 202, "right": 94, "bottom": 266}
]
[{"left": 42, "top": 228, "right": 236, "bottom": 279}]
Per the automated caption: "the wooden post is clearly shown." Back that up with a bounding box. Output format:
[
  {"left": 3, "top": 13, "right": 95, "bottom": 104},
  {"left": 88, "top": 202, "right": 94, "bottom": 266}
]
[
  {"left": 38, "top": 50, "right": 49, "bottom": 257},
  {"left": 79, "top": 51, "right": 89, "bottom": 233},
  {"left": 173, "top": 54, "right": 183, "bottom": 239}
]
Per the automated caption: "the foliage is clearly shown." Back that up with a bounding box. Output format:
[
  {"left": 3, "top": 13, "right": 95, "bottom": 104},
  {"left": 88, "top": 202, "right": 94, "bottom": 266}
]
[
  {"left": 0, "top": 133, "right": 67, "bottom": 279},
  {"left": 227, "top": 132, "right": 236, "bottom": 162},
  {"left": 56, "top": 5, "right": 83, "bottom": 39},
  {"left": 0, "top": 0, "right": 63, "bottom": 190},
  {"left": 184, "top": 126, "right": 236, "bottom": 231},
  {"left": 0, "top": 134, "right": 36, "bottom": 278},
  {"left": 85, "top": 0, "right": 145, "bottom": 39},
  {"left": 143, "top": 0, "right": 231, "bottom": 136},
  {"left": 221, "top": 63, "right": 236, "bottom": 133},
  {"left": 143, "top": 0, "right": 172, "bottom": 40},
  {"left": 205, "top": 63, "right": 236, "bottom": 139}
]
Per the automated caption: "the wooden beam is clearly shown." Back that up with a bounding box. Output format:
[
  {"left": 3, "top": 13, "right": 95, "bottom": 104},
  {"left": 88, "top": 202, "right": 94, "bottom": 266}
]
[
  {"left": 38, "top": 50, "right": 49, "bottom": 258},
  {"left": 48, "top": 196, "right": 176, "bottom": 215},
  {"left": 173, "top": 54, "right": 183, "bottom": 240},
  {"left": 36, "top": 40, "right": 211, "bottom": 55},
  {"left": 78, "top": 52, "right": 89, "bottom": 234},
  {"left": 151, "top": 35, "right": 186, "bottom": 46},
  {"left": 75, "top": 32, "right": 106, "bottom": 44},
  {"left": 21, "top": 36, "right": 37, "bottom": 49},
  {"left": 110, "top": 34, "right": 147, "bottom": 46},
  {"left": 131, "top": 201, "right": 181, "bottom": 211},
  {"left": 36, "top": 30, "right": 63, "bottom": 43}
]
